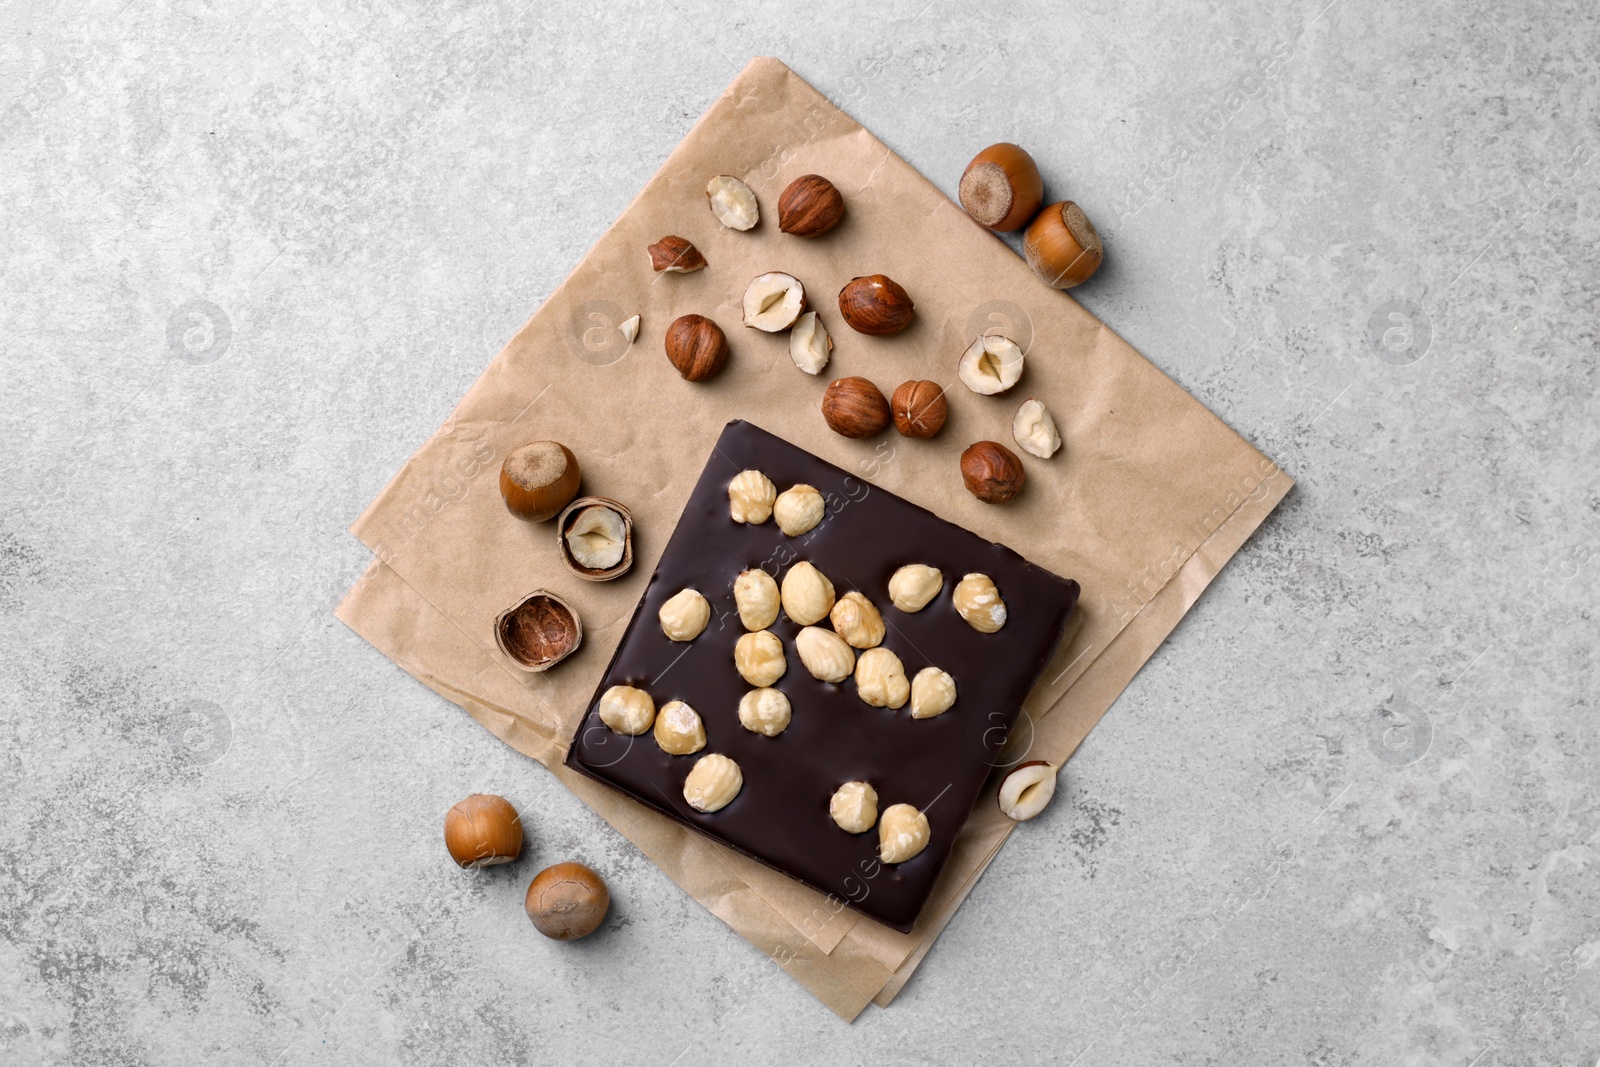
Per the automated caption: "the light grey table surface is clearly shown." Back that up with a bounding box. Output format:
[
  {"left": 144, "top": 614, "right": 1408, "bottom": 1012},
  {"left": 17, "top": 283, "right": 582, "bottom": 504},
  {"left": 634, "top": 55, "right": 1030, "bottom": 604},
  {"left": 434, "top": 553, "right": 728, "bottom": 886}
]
[{"left": 3, "top": 1, "right": 1596, "bottom": 1063}]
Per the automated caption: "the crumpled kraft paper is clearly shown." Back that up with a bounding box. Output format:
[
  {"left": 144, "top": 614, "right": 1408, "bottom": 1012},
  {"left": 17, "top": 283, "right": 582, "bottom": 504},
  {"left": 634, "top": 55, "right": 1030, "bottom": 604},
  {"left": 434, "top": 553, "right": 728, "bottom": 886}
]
[{"left": 334, "top": 56, "right": 1291, "bottom": 1020}]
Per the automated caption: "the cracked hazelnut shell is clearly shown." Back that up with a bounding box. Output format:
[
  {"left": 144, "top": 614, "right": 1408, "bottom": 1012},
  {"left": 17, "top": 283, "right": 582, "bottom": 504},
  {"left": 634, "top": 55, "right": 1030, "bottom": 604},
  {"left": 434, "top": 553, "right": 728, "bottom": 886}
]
[
  {"left": 555, "top": 497, "right": 633, "bottom": 581},
  {"left": 960, "top": 441, "right": 1026, "bottom": 504},
  {"left": 500, "top": 441, "right": 581, "bottom": 522},
  {"left": 822, "top": 377, "right": 891, "bottom": 438},
  {"left": 495, "top": 590, "right": 582, "bottom": 672},
  {"left": 837, "top": 275, "right": 914, "bottom": 336},
  {"left": 664, "top": 314, "right": 729, "bottom": 382}
]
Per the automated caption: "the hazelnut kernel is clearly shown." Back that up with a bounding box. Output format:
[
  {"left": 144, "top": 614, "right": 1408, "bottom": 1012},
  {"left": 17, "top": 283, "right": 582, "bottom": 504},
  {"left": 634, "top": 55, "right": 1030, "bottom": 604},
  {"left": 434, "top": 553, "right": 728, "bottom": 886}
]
[
  {"left": 734, "top": 630, "right": 787, "bottom": 688},
  {"left": 737, "top": 688, "right": 792, "bottom": 737},
  {"left": 888, "top": 564, "right": 944, "bottom": 613},
  {"left": 659, "top": 588, "right": 711, "bottom": 642},
  {"left": 878, "top": 803, "right": 931, "bottom": 864},
  {"left": 780, "top": 561, "right": 836, "bottom": 625},
  {"left": 829, "top": 591, "right": 885, "bottom": 649},
  {"left": 953, "top": 573, "right": 1007, "bottom": 633},
  {"left": 732, "top": 568, "right": 781, "bottom": 631},
  {"left": 829, "top": 781, "right": 879, "bottom": 834},
  {"left": 773, "top": 484, "right": 827, "bottom": 537},
  {"left": 598, "top": 684, "right": 655, "bottom": 735},
  {"left": 653, "top": 700, "right": 707, "bottom": 756},
  {"left": 855, "top": 647, "right": 910, "bottom": 709}
]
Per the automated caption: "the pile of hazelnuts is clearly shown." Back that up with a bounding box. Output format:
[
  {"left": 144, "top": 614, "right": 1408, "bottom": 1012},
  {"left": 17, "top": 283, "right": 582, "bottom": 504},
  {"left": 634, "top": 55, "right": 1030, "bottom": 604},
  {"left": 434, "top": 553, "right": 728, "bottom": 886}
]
[{"left": 443, "top": 794, "right": 610, "bottom": 941}]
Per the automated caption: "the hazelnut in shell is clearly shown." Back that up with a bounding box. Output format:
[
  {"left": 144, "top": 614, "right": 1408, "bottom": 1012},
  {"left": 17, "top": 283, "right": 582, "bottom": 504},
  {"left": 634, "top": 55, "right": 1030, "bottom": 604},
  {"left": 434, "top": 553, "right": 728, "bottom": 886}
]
[
  {"left": 1024, "top": 201, "right": 1104, "bottom": 289},
  {"left": 525, "top": 862, "right": 609, "bottom": 940},
  {"left": 822, "top": 377, "right": 891, "bottom": 439},
  {"left": 837, "top": 275, "right": 915, "bottom": 336},
  {"left": 495, "top": 590, "right": 582, "bottom": 672},
  {"left": 500, "top": 441, "right": 581, "bottom": 522},
  {"left": 960, "top": 441, "right": 1026, "bottom": 504},
  {"left": 777, "top": 174, "right": 845, "bottom": 237},
  {"left": 891, "top": 380, "right": 947, "bottom": 438},
  {"left": 443, "top": 794, "right": 523, "bottom": 869},
  {"left": 664, "top": 314, "right": 729, "bottom": 382},
  {"left": 556, "top": 497, "right": 633, "bottom": 581},
  {"left": 959, "top": 143, "right": 1044, "bottom": 232}
]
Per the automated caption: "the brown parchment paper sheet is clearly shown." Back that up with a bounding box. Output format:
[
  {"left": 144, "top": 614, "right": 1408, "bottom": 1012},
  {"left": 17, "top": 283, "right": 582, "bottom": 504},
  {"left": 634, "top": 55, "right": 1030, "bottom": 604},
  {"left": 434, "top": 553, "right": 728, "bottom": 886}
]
[{"left": 334, "top": 57, "right": 1292, "bottom": 1020}]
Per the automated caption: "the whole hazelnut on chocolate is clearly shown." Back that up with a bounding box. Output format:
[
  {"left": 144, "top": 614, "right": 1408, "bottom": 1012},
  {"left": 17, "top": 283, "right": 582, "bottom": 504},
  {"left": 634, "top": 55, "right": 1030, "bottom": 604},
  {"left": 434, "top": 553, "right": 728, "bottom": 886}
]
[
  {"left": 525, "top": 862, "right": 609, "bottom": 940},
  {"left": 664, "top": 314, "right": 729, "bottom": 382},
  {"left": 890, "top": 380, "right": 947, "bottom": 438},
  {"left": 443, "top": 794, "right": 523, "bottom": 869},
  {"left": 822, "top": 377, "right": 891, "bottom": 438},
  {"left": 500, "top": 441, "right": 581, "bottom": 522},
  {"left": 778, "top": 174, "right": 845, "bottom": 237},
  {"left": 837, "top": 275, "right": 915, "bottom": 336},
  {"left": 960, "top": 441, "right": 1026, "bottom": 504}
]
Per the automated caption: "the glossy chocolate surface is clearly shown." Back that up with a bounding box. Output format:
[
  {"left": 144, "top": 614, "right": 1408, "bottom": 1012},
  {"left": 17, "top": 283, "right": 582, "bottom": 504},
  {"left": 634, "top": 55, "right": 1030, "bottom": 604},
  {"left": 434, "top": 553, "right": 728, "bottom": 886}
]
[{"left": 565, "top": 421, "right": 1079, "bottom": 931}]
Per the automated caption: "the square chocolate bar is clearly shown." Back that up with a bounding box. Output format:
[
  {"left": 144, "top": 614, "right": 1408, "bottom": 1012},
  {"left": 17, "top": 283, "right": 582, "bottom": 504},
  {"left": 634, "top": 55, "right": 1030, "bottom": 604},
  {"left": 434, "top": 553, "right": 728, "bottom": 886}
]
[{"left": 565, "top": 421, "right": 1079, "bottom": 931}]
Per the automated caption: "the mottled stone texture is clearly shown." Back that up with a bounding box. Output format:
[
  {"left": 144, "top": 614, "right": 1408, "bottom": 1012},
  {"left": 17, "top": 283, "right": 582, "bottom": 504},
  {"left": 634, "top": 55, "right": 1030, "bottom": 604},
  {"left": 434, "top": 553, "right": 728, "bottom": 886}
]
[{"left": 2, "top": 1, "right": 1596, "bottom": 1063}]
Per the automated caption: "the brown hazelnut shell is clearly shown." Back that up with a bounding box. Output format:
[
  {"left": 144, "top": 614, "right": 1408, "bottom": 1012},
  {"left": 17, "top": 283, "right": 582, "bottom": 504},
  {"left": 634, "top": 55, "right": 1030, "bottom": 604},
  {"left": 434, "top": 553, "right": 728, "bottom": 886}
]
[
  {"left": 822, "top": 377, "right": 891, "bottom": 438},
  {"left": 525, "top": 861, "right": 610, "bottom": 940},
  {"left": 837, "top": 275, "right": 915, "bottom": 336},
  {"left": 959, "top": 143, "right": 1044, "bottom": 232},
  {"left": 960, "top": 441, "right": 1027, "bottom": 504},
  {"left": 443, "top": 794, "right": 523, "bottom": 869},
  {"left": 555, "top": 496, "right": 634, "bottom": 582},
  {"left": 647, "top": 235, "right": 707, "bottom": 273},
  {"left": 891, "top": 380, "right": 948, "bottom": 438},
  {"left": 1024, "top": 201, "right": 1104, "bottom": 289},
  {"left": 494, "top": 589, "right": 582, "bottom": 672},
  {"left": 664, "top": 314, "right": 729, "bottom": 381},
  {"left": 777, "top": 174, "right": 845, "bottom": 237},
  {"left": 500, "top": 441, "right": 581, "bottom": 522}
]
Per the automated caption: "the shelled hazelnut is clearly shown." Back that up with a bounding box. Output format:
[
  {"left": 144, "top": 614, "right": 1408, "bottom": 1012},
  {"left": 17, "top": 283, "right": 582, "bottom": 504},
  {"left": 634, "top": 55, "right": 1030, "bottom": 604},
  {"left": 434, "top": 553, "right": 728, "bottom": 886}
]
[
  {"left": 738, "top": 688, "right": 792, "bottom": 737},
  {"left": 952, "top": 573, "right": 1007, "bottom": 633},
  {"left": 822, "top": 377, "right": 890, "bottom": 438},
  {"left": 665, "top": 314, "right": 729, "bottom": 382},
  {"left": 1012, "top": 398, "right": 1062, "bottom": 459},
  {"left": 957, "top": 335, "right": 1025, "bottom": 395},
  {"left": 733, "top": 568, "right": 780, "bottom": 631},
  {"left": 659, "top": 588, "right": 711, "bottom": 642},
  {"left": 855, "top": 647, "right": 910, "bottom": 709},
  {"left": 891, "top": 380, "right": 947, "bottom": 438},
  {"left": 743, "top": 272, "right": 806, "bottom": 332},
  {"left": 878, "top": 803, "right": 931, "bottom": 863},
  {"left": 773, "top": 484, "right": 826, "bottom": 536},
  {"left": 706, "top": 175, "right": 759, "bottom": 230},
  {"left": 781, "top": 561, "right": 836, "bottom": 625},
  {"left": 837, "top": 275, "right": 914, "bottom": 336},
  {"left": 888, "top": 564, "right": 944, "bottom": 613},
  {"left": 960, "top": 441, "right": 1026, "bottom": 504},
  {"left": 777, "top": 174, "right": 845, "bottom": 236},
  {"left": 910, "top": 668, "right": 957, "bottom": 719},
  {"left": 830, "top": 781, "right": 878, "bottom": 834},
  {"left": 653, "top": 700, "right": 707, "bottom": 756},
  {"left": 789, "top": 312, "right": 832, "bottom": 374},
  {"left": 795, "top": 625, "right": 855, "bottom": 683},
  {"left": 998, "top": 761, "right": 1059, "bottom": 821},
  {"left": 684, "top": 753, "right": 743, "bottom": 812},
  {"left": 829, "top": 592, "right": 885, "bottom": 649},
  {"left": 728, "top": 469, "right": 777, "bottom": 524},
  {"left": 598, "top": 685, "right": 655, "bottom": 735},
  {"left": 734, "top": 630, "right": 787, "bottom": 687}
]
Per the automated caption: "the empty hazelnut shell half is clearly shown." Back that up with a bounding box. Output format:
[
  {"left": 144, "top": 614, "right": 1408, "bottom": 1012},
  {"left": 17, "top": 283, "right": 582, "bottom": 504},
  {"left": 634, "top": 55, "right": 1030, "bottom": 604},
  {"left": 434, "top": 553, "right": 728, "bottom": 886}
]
[
  {"left": 500, "top": 441, "right": 582, "bottom": 522},
  {"left": 556, "top": 496, "right": 633, "bottom": 581},
  {"left": 495, "top": 590, "right": 582, "bottom": 672},
  {"left": 837, "top": 275, "right": 915, "bottom": 336}
]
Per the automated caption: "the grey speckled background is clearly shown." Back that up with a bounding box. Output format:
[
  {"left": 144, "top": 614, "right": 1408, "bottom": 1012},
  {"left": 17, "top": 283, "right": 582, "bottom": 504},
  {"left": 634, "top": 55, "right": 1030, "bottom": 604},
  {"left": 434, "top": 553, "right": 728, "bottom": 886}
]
[{"left": 2, "top": 0, "right": 1596, "bottom": 1063}]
